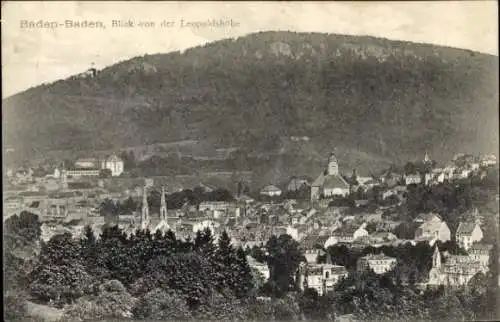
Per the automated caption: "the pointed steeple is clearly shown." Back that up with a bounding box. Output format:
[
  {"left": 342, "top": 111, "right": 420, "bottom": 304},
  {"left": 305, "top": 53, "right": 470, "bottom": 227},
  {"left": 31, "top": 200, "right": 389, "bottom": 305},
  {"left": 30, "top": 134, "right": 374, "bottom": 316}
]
[
  {"left": 141, "top": 185, "right": 150, "bottom": 230},
  {"left": 432, "top": 245, "right": 441, "bottom": 270},
  {"left": 160, "top": 186, "right": 167, "bottom": 221},
  {"left": 325, "top": 253, "right": 333, "bottom": 265},
  {"left": 424, "top": 151, "right": 431, "bottom": 163}
]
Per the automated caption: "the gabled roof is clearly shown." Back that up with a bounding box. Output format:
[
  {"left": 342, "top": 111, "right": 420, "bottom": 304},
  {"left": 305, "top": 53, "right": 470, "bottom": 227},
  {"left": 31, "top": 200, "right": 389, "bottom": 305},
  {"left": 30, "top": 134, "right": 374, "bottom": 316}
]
[
  {"left": 261, "top": 185, "right": 282, "bottom": 193},
  {"left": 359, "top": 252, "right": 396, "bottom": 261},
  {"left": 287, "top": 177, "right": 311, "bottom": 191},
  {"left": 413, "top": 213, "right": 442, "bottom": 223},
  {"left": 301, "top": 234, "right": 329, "bottom": 250},
  {"left": 469, "top": 243, "right": 493, "bottom": 252},
  {"left": 323, "top": 174, "right": 350, "bottom": 190},
  {"left": 332, "top": 225, "right": 361, "bottom": 236},
  {"left": 75, "top": 157, "right": 97, "bottom": 163},
  {"left": 456, "top": 222, "right": 478, "bottom": 235},
  {"left": 312, "top": 172, "right": 326, "bottom": 187}
]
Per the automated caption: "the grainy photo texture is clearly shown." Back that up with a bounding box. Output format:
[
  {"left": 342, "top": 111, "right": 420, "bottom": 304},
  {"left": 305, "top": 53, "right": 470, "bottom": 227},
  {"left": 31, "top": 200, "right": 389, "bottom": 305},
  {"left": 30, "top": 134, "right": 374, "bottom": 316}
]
[{"left": 2, "top": 1, "right": 499, "bottom": 321}]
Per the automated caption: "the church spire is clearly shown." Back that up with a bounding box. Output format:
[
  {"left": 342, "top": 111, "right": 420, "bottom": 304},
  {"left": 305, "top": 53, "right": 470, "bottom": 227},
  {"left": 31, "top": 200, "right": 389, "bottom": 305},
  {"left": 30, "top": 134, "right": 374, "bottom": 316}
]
[
  {"left": 325, "top": 252, "right": 333, "bottom": 265},
  {"left": 432, "top": 245, "right": 441, "bottom": 270},
  {"left": 160, "top": 186, "right": 167, "bottom": 221},
  {"left": 424, "top": 150, "right": 431, "bottom": 164},
  {"left": 141, "top": 185, "right": 150, "bottom": 229}
]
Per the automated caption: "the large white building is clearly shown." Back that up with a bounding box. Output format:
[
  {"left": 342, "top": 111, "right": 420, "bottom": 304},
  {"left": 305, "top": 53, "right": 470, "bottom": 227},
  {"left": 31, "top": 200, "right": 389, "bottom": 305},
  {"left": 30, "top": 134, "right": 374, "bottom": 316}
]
[
  {"left": 71, "top": 154, "right": 124, "bottom": 177},
  {"left": 101, "top": 155, "right": 124, "bottom": 177}
]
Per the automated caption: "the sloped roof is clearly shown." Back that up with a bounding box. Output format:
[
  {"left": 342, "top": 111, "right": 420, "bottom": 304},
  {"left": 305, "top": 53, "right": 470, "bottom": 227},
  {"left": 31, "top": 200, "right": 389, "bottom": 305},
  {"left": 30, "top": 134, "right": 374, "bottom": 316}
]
[
  {"left": 76, "top": 157, "right": 97, "bottom": 163},
  {"left": 301, "top": 234, "right": 329, "bottom": 250},
  {"left": 322, "top": 175, "right": 350, "bottom": 190},
  {"left": 312, "top": 172, "right": 326, "bottom": 187},
  {"left": 418, "top": 220, "right": 447, "bottom": 235},
  {"left": 261, "top": 185, "right": 282, "bottom": 193},
  {"left": 332, "top": 225, "right": 361, "bottom": 236},
  {"left": 106, "top": 155, "right": 123, "bottom": 162},
  {"left": 414, "top": 213, "right": 442, "bottom": 222},
  {"left": 360, "top": 252, "right": 396, "bottom": 261},
  {"left": 456, "top": 222, "right": 477, "bottom": 235},
  {"left": 287, "top": 177, "right": 311, "bottom": 191},
  {"left": 469, "top": 243, "right": 493, "bottom": 252}
]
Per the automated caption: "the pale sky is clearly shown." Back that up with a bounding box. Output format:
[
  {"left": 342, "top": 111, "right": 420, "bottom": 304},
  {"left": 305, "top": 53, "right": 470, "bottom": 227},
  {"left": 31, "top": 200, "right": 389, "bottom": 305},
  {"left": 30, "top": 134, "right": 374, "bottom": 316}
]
[{"left": 2, "top": 1, "right": 498, "bottom": 98}]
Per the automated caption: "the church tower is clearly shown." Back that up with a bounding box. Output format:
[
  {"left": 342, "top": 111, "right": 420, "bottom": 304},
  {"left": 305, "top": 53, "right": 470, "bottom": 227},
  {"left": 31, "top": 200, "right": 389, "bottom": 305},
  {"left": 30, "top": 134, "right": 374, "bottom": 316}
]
[
  {"left": 428, "top": 245, "right": 443, "bottom": 285},
  {"left": 327, "top": 152, "right": 339, "bottom": 176},
  {"left": 141, "top": 186, "right": 150, "bottom": 230},
  {"left": 60, "top": 168, "right": 68, "bottom": 191},
  {"left": 432, "top": 245, "right": 442, "bottom": 270},
  {"left": 160, "top": 186, "right": 167, "bottom": 221},
  {"left": 424, "top": 151, "right": 432, "bottom": 164}
]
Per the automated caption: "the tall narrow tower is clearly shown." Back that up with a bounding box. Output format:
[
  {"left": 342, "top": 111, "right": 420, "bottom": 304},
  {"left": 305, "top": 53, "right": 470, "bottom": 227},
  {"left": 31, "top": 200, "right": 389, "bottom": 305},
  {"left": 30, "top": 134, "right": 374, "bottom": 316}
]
[
  {"left": 160, "top": 186, "right": 168, "bottom": 221},
  {"left": 432, "top": 245, "right": 442, "bottom": 270},
  {"left": 60, "top": 168, "right": 68, "bottom": 191},
  {"left": 141, "top": 186, "right": 150, "bottom": 229},
  {"left": 327, "top": 152, "right": 339, "bottom": 176},
  {"left": 424, "top": 151, "right": 432, "bottom": 164}
]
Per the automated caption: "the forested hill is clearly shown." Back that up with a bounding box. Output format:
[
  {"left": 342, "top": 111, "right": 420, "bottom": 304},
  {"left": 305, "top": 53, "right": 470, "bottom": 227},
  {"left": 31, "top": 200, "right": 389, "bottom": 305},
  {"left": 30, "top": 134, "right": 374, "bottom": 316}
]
[{"left": 3, "top": 31, "right": 498, "bottom": 166}]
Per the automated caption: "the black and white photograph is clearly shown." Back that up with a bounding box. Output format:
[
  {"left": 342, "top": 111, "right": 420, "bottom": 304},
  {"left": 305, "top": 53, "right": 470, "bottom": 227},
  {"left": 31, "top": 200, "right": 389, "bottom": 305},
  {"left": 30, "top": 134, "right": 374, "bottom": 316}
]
[{"left": 2, "top": 1, "right": 499, "bottom": 321}]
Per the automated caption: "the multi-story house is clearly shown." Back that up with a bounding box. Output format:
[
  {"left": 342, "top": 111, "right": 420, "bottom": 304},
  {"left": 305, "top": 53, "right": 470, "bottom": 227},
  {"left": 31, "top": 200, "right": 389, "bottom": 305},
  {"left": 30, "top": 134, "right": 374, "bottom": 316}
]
[
  {"left": 357, "top": 253, "right": 397, "bottom": 275},
  {"left": 468, "top": 243, "right": 493, "bottom": 267},
  {"left": 297, "top": 260, "right": 349, "bottom": 295},
  {"left": 247, "top": 255, "right": 270, "bottom": 281},
  {"left": 456, "top": 222, "right": 483, "bottom": 251},
  {"left": 404, "top": 173, "right": 422, "bottom": 185},
  {"left": 330, "top": 223, "right": 369, "bottom": 244},
  {"left": 414, "top": 215, "right": 451, "bottom": 244}
]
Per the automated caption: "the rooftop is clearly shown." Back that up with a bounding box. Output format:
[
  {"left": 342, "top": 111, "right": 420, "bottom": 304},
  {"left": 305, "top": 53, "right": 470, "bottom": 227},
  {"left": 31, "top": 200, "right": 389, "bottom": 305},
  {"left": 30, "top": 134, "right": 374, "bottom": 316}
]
[
  {"left": 360, "top": 253, "right": 396, "bottom": 261},
  {"left": 456, "top": 222, "right": 478, "bottom": 235}
]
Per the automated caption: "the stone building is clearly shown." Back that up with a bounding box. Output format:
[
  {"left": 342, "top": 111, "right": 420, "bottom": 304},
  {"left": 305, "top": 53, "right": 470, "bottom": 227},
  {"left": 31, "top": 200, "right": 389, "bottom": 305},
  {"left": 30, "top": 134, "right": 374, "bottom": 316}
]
[{"left": 427, "top": 245, "right": 488, "bottom": 286}]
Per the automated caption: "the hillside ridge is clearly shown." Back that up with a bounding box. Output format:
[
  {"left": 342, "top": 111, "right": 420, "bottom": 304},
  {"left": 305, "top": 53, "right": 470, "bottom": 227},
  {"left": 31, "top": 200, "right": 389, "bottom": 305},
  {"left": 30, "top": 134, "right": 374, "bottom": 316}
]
[{"left": 3, "top": 31, "right": 498, "bottom": 174}]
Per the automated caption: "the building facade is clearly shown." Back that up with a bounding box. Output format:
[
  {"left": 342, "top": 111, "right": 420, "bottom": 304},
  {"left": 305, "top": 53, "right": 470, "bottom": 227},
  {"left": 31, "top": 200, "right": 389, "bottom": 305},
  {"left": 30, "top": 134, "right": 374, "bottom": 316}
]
[
  {"left": 357, "top": 253, "right": 397, "bottom": 274},
  {"left": 297, "top": 261, "right": 349, "bottom": 295},
  {"left": 456, "top": 222, "right": 483, "bottom": 251}
]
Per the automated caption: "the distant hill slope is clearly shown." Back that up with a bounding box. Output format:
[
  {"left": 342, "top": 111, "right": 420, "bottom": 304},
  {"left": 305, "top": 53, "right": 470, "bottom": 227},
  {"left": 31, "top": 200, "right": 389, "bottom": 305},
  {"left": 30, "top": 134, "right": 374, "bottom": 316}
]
[{"left": 3, "top": 31, "right": 498, "bottom": 169}]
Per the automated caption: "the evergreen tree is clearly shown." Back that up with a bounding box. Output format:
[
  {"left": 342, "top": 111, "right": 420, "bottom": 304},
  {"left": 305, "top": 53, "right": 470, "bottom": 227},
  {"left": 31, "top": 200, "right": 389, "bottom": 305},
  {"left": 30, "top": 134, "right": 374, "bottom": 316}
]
[
  {"left": 215, "top": 231, "right": 237, "bottom": 290},
  {"left": 235, "top": 247, "right": 254, "bottom": 298}
]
